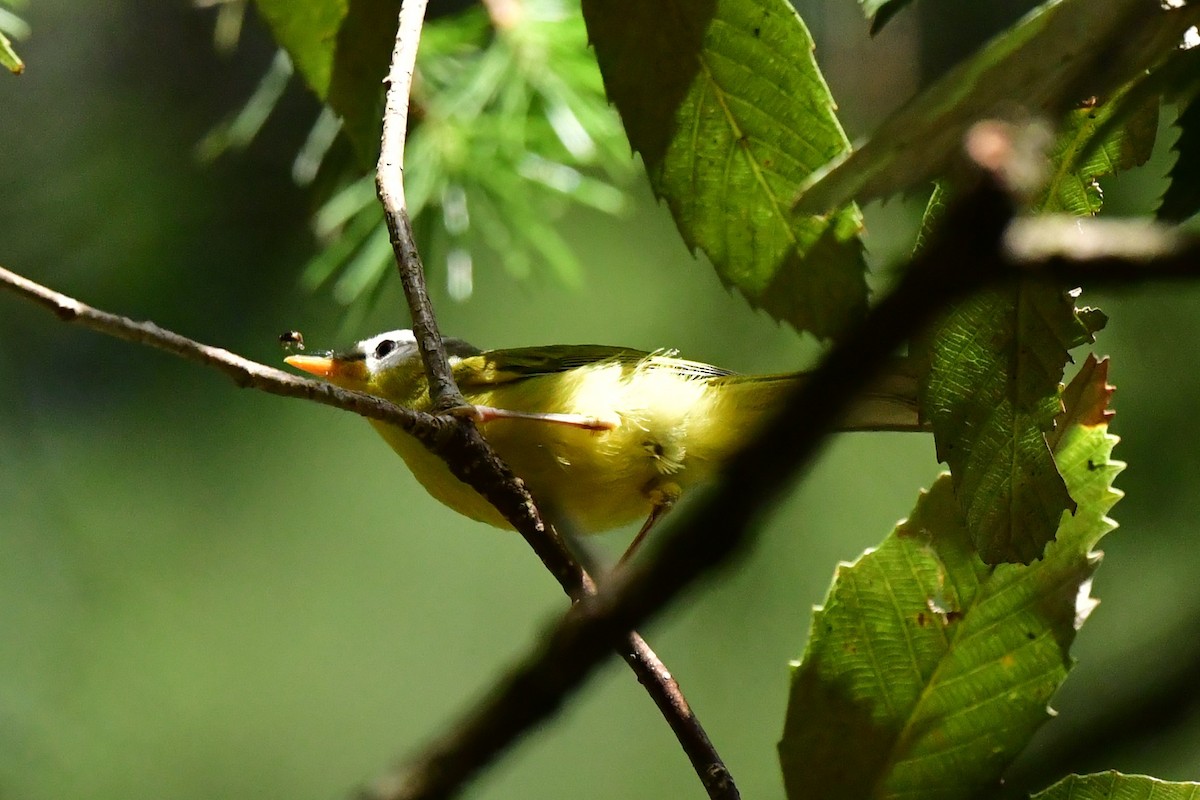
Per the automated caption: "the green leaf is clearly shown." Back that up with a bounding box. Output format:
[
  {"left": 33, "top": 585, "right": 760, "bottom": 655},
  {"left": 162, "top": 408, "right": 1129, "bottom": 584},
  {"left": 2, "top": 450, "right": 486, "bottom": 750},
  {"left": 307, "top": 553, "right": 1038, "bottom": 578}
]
[
  {"left": 860, "top": 0, "right": 915, "bottom": 36},
  {"left": 779, "top": 357, "right": 1122, "bottom": 800},
  {"left": 251, "top": 0, "right": 344, "bottom": 97},
  {"left": 1036, "top": 91, "right": 1159, "bottom": 216},
  {"left": 919, "top": 283, "right": 1094, "bottom": 564},
  {"left": 582, "top": 0, "right": 867, "bottom": 340},
  {"left": 1159, "top": 95, "right": 1200, "bottom": 222},
  {"left": 252, "top": 0, "right": 399, "bottom": 163},
  {"left": 0, "top": 28, "right": 21, "bottom": 74},
  {"left": 1034, "top": 772, "right": 1200, "bottom": 800},
  {"left": 795, "top": 0, "right": 1200, "bottom": 214},
  {"left": 915, "top": 89, "right": 1135, "bottom": 566}
]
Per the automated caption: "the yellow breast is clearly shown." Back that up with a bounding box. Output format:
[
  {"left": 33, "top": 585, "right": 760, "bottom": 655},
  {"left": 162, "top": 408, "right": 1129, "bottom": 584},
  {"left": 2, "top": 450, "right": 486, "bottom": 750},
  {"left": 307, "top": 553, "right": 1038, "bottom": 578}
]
[{"left": 371, "top": 359, "right": 735, "bottom": 533}]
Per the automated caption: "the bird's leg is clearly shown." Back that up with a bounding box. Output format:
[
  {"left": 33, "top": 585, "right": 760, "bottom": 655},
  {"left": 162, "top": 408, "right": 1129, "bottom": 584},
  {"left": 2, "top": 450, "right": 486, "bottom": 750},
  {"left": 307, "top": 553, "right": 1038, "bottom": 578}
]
[
  {"left": 446, "top": 404, "right": 616, "bottom": 431},
  {"left": 617, "top": 484, "right": 681, "bottom": 567}
]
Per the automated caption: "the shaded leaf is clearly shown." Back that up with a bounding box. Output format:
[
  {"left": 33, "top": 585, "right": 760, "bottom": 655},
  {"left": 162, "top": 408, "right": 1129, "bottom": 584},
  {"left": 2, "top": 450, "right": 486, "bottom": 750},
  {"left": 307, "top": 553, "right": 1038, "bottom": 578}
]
[
  {"left": 795, "top": 0, "right": 1200, "bottom": 214},
  {"left": 252, "top": 0, "right": 399, "bottom": 162},
  {"left": 915, "top": 88, "right": 1139, "bottom": 566},
  {"left": 1160, "top": 95, "right": 1200, "bottom": 222},
  {"left": 918, "top": 283, "right": 1093, "bottom": 564},
  {"left": 583, "top": 0, "right": 867, "bottom": 339},
  {"left": 779, "top": 360, "right": 1122, "bottom": 800},
  {"left": 1034, "top": 772, "right": 1200, "bottom": 800},
  {"left": 251, "top": 0, "right": 344, "bottom": 98},
  {"left": 860, "top": 0, "right": 915, "bottom": 36}
]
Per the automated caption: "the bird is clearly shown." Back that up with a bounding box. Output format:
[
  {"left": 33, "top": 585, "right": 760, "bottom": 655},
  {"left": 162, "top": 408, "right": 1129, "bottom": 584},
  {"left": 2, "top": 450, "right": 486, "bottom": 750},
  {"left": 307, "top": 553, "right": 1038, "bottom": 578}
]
[{"left": 286, "top": 329, "right": 922, "bottom": 558}]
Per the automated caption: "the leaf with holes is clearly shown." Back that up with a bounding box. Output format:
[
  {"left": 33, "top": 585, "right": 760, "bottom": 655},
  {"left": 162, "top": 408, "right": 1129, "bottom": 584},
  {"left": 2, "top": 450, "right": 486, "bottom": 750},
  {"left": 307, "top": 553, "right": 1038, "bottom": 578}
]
[
  {"left": 583, "top": 0, "right": 866, "bottom": 340},
  {"left": 779, "top": 358, "right": 1122, "bottom": 800},
  {"left": 913, "top": 87, "right": 1150, "bottom": 566}
]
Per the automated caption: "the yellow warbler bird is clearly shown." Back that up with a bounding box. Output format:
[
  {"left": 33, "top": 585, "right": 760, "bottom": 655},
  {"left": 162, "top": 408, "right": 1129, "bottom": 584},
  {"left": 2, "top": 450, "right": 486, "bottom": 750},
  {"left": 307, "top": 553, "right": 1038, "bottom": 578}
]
[{"left": 287, "top": 330, "right": 921, "bottom": 553}]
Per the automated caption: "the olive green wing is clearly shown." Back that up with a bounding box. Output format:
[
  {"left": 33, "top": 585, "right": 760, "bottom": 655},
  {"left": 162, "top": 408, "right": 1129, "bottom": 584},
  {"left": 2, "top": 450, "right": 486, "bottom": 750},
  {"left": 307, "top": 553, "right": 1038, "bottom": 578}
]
[{"left": 452, "top": 344, "right": 732, "bottom": 390}]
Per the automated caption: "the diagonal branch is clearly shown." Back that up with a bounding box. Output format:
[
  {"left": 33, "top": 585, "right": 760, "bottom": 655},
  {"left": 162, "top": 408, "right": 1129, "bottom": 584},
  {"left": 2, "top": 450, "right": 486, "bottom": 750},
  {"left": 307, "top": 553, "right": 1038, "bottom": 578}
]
[
  {"left": 376, "top": 180, "right": 1200, "bottom": 798},
  {"left": 369, "top": 3, "right": 739, "bottom": 799},
  {"left": 0, "top": 265, "right": 432, "bottom": 432}
]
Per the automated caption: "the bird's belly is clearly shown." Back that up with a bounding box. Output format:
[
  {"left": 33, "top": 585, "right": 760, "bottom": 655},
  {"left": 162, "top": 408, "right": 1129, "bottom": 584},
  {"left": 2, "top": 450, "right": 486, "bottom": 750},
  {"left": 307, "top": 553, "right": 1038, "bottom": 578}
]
[{"left": 370, "top": 416, "right": 709, "bottom": 533}]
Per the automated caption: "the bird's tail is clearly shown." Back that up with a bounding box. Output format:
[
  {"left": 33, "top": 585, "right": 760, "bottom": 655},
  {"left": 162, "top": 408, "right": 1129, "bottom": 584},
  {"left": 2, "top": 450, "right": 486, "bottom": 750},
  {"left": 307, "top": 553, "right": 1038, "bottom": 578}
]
[{"left": 707, "top": 363, "right": 925, "bottom": 433}]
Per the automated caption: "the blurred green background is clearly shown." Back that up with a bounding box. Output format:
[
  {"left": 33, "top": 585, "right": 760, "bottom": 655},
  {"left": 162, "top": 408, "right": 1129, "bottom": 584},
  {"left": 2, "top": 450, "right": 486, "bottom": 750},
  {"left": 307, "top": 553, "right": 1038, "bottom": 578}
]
[{"left": 2, "top": 2, "right": 1198, "bottom": 798}]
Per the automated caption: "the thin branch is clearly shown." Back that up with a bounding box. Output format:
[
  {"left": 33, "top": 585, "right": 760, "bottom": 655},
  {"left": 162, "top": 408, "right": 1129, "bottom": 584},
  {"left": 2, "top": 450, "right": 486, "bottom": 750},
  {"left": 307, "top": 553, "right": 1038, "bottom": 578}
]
[
  {"left": 0, "top": 265, "right": 434, "bottom": 433},
  {"left": 375, "top": 0, "right": 459, "bottom": 410},
  {"left": 370, "top": 5, "right": 740, "bottom": 799}
]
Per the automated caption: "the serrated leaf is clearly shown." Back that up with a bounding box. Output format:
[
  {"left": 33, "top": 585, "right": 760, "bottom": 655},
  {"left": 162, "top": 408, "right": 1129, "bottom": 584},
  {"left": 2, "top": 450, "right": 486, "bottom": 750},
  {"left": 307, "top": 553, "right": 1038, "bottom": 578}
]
[
  {"left": 919, "top": 282, "right": 1094, "bottom": 564},
  {"left": 252, "top": 0, "right": 398, "bottom": 163},
  {"left": 582, "top": 0, "right": 867, "bottom": 340},
  {"left": 1050, "top": 354, "right": 1115, "bottom": 447},
  {"left": 779, "top": 360, "right": 1122, "bottom": 800},
  {"left": 795, "top": 0, "right": 1200, "bottom": 214},
  {"left": 1159, "top": 95, "right": 1200, "bottom": 222},
  {"left": 860, "top": 0, "right": 915, "bottom": 36},
  {"left": 1034, "top": 772, "right": 1200, "bottom": 800},
  {"left": 1037, "top": 92, "right": 1159, "bottom": 216},
  {"left": 915, "top": 89, "right": 1140, "bottom": 565}
]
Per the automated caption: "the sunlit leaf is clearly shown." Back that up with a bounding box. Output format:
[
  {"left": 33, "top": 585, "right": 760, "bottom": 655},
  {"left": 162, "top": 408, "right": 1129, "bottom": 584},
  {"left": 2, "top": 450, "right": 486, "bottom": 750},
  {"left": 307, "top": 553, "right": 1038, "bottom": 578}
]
[
  {"left": 1034, "top": 772, "right": 1200, "bottom": 800},
  {"left": 0, "top": 3, "right": 27, "bottom": 75},
  {"left": 251, "top": 0, "right": 343, "bottom": 97},
  {"left": 1036, "top": 92, "right": 1158, "bottom": 216},
  {"left": 779, "top": 357, "right": 1122, "bottom": 800},
  {"left": 795, "top": 0, "right": 1200, "bottom": 214},
  {"left": 583, "top": 0, "right": 867, "bottom": 339}
]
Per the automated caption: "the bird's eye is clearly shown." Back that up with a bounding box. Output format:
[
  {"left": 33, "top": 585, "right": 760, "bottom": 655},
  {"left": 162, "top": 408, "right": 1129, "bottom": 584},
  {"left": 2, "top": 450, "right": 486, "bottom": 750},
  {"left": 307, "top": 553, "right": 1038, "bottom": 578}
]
[{"left": 373, "top": 339, "right": 397, "bottom": 360}]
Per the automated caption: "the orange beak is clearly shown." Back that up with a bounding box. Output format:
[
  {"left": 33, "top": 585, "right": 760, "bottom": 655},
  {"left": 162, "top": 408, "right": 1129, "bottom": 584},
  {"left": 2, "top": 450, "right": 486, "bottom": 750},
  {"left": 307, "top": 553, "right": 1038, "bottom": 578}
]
[
  {"left": 285, "top": 354, "right": 369, "bottom": 387},
  {"left": 285, "top": 354, "right": 337, "bottom": 378}
]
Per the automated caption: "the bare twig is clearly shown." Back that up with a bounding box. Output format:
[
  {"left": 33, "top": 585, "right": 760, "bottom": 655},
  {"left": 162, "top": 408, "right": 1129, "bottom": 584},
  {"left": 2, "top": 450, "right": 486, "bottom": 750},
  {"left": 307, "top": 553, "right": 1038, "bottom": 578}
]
[
  {"left": 370, "top": 4, "right": 739, "bottom": 799},
  {"left": 0, "top": 265, "right": 433, "bottom": 433},
  {"left": 375, "top": 0, "right": 458, "bottom": 410}
]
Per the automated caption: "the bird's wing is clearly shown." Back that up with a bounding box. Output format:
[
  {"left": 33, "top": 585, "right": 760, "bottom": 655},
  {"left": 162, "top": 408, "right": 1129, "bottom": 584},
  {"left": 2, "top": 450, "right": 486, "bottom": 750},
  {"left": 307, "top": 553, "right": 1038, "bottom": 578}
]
[{"left": 452, "top": 345, "right": 732, "bottom": 390}]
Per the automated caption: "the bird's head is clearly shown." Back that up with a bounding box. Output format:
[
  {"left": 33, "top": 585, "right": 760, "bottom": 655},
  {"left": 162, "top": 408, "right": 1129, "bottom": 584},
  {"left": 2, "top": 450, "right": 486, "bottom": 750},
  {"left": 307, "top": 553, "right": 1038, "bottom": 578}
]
[{"left": 285, "top": 329, "right": 420, "bottom": 392}]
